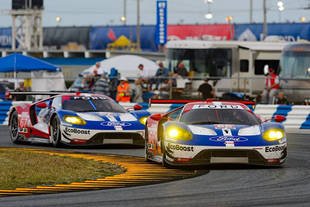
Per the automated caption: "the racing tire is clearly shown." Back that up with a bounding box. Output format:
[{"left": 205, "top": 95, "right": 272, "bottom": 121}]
[
  {"left": 162, "top": 152, "right": 173, "bottom": 169},
  {"left": 50, "top": 117, "right": 62, "bottom": 147},
  {"left": 161, "top": 139, "right": 173, "bottom": 168},
  {"left": 9, "top": 111, "right": 21, "bottom": 144},
  {"left": 144, "top": 128, "right": 152, "bottom": 162}
]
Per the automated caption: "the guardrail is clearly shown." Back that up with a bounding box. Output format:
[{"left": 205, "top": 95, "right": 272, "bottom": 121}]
[{"left": 1, "top": 101, "right": 309, "bottom": 134}]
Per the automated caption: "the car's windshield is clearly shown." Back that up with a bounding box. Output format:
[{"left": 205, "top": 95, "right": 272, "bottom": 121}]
[
  {"left": 180, "top": 108, "right": 260, "bottom": 125},
  {"left": 62, "top": 96, "right": 126, "bottom": 113}
]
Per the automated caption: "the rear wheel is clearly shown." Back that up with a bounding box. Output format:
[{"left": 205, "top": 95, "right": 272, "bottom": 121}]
[
  {"left": 50, "top": 117, "right": 62, "bottom": 147},
  {"left": 9, "top": 111, "right": 21, "bottom": 144}
]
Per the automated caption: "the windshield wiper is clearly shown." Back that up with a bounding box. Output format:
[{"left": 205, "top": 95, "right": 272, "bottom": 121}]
[{"left": 77, "top": 110, "right": 96, "bottom": 112}]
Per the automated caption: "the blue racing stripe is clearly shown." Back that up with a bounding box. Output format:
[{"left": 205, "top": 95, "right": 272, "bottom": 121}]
[
  {"left": 0, "top": 101, "right": 12, "bottom": 125},
  {"left": 300, "top": 114, "right": 310, "bottom": 129},
  {"left": 272, "top": 105, "right": 292, "bottom": 122}
]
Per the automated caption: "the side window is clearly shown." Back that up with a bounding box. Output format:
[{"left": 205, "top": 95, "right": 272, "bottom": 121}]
[
  {"left": 240, "top": 59, "right": 249, "bottom": 72},
  {"left": 255, "top": 60, "right": 279, "bottom": 75},
  {"left": 30, "top": 99, "right": 50, "bottom": 125},
  {"left": 52, "top": 97, "right": 62, "bottom": 109},
  {"left": 166, "top": 107, "right": 183, "bottom": 120}
]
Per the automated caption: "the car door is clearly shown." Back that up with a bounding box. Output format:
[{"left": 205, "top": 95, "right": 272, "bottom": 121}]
[{"left": 29, "top": 99, "right": 52, "bottom": 139}]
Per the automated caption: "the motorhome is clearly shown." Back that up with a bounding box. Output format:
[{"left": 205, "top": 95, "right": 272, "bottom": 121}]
[
  {"left": 279, "top": 43, "right": 310, "bottom": 103},
  {"left": 165, "top": 40, "right": 288, "bottom": 97}
]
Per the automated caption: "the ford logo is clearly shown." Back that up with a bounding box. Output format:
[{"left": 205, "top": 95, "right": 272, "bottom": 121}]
[
  {"left": 100, "top": 122, "right": 131, "bottom": 127},
  {"left": 209, "top": 136, "right": 248, "bottom": 142}
]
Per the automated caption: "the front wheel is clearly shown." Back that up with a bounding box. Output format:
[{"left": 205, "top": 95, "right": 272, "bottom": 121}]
[
  {"left": 144, "top": 128, "right": 152, "bottom": 162},
  {"left": 162, "top": 152, "right": 173, "bottom": 168},
  {"left": 9, "top": 111, "right": 21, "bottom": 144},
  {"left": 50, "top": 117, "right": 62, "bottom": 147},
  {"left": 161, "top": 139, "right": 173, "bottom": 168}
]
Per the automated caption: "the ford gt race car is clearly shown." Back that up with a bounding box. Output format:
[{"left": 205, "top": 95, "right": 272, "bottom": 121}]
[
  {"left": 145, "top": 101, "right": 287, "bottom": 167},
  {"left": 8, "top": 93, "right": 149, "bottom": 146}
]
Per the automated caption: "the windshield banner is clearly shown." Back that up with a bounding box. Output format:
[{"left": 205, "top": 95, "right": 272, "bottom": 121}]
[{"left": 168, "top": 24, "right": 234, "bottom": 41}]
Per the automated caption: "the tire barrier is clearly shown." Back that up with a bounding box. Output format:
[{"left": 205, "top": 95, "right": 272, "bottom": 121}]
[
  {"left": 1, "top": 101, "right": 310, "bottom": 133},
  {"left": 0, "top": 147, "right": 205, "bottom": 197}
]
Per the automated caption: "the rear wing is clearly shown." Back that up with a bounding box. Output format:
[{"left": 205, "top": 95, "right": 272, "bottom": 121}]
[
  {"left": 149, "top": 99, "right": 202, "bottom": 105},
  {"left": 8, "top": 91, "right": 77, "bottom": 102},
  {"left": 9, "top": 91, "right": 71, "bottom": 96}
]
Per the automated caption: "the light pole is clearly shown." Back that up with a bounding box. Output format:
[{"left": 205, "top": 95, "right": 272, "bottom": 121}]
[
  {"left": 121, "top": 0, "right": 127, "bottom": 25},
  {"left": 226, "top": 16, "right": 233, "bottom": 40},
  {"left": 56, "top": 16, "right": 62, "bottom": 26},
  {"left": 277, "top": 0, "right": 285, "bottom": 22},
  {"left": 262, "top": 0, "right": 267, "bottom": 40},
  {"left": 249, "top": 0, "right": 253, "bottom": 23},
  {"left": 136, "top": 0, "right": 141, "bottom": 50},
  {"left": 204, "top": 0, "right": 213, "bottom": 21}
]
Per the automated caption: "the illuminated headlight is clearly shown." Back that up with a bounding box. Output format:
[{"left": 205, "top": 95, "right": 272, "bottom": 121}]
[
  {"left": 64, "top": 115, "right": 86, "bottom": 125},
  {"left": 165, "top": 125, "right": 192, "bottom": 141},
  {"left": 263, "top": 129, "right": 285, "bottom": 141},
  {"left": 139, "top": 117, "right": 148, "bottom": 125}
]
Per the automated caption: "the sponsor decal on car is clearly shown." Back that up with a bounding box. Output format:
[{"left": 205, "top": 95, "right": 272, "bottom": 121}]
[
  {"left": 214, "top": 124, "right": 236, "bottom": 129},
  {"left": 64, "top": 127, "right": 91, "bottom": 135},
  {"left": 167, "top": 143, "right": 194, "bottom": 152},
  {"left": 265, "top": 145, "right": 286, "bottom": 152},
  {"left": 100, "top": 121, "right": 131, "bottom": 127},
  {"left": 222, "top": 128, "right": 232, "bottom": 136},
  {"left": 73, "top": 96, "right": 106, "bottom": 100},
  {"left": 192, "top": 104, "right": 243, "bottom": 110},
  {"left": 225, "top": 141, "right": 235, "bottom": 147},
  {"left": 209, "top": 136, "right": 248, "bottom": 142}
]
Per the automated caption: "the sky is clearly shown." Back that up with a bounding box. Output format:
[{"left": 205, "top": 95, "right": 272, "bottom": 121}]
[{"left": 0, "top": 0, "right": 309, "bottom": 27}]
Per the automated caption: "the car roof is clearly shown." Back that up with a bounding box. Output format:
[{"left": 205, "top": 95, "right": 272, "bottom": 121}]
[{"left": 56, "top": 93, "right": 110, "bottom": 99}]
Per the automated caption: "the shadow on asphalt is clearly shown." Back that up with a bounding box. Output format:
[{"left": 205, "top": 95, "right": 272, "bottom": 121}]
[
  {"left": 178, "top": 163, "right": 283, "bottom": 171},
  {"left": 16, "top": 141, "right": 144, "bottom": 149}
]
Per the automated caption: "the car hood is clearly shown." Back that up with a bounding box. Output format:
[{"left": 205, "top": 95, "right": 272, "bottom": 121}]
[
  {"left": 76, "top": 112, "right": 139, "bottom": 122},
  {"left": 188, "top": 124, "right": 261, "bottom": 137}
]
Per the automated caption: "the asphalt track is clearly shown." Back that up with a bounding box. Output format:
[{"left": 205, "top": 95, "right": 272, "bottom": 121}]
[{"left": 0, "top": 125, "right": 310, "bottom": 207}]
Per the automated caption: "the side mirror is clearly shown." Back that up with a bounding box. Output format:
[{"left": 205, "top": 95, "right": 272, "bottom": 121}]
[
  {"left": 36, "top": 102, "right": 47, "bottom": 109},
  {"left": 133, "top": 104, "right": 143, "bottom": 111},
  {"left": 272, "top": 115, "right": 286, "bottom": 122},
  {"left": 150, "top": 114, "right": 162, "bottom": 121},
  {"left": 264, "top": 65, "right": 269, "bottom": 75}
]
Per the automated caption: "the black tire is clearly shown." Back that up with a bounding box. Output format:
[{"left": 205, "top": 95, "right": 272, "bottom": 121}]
[
  {"left": 161, "top": 139, "right": 173, "bottom": 168},
  {"left": 50, "top": 117, "right": 62, "bottom": 147},
  {"left": 144, "top": 128, "right": 152, "bottom": 162},
  {"left": 9, "top": 111, "right": 21, "bottom": 144},
  {"left": 162, "top": 151, "right": 173, "bottom": 168}
]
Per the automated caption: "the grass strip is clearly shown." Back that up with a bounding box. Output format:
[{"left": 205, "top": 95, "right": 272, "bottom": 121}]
[{"left": 0, "top": 149, "right": 125, "bottom": 190}]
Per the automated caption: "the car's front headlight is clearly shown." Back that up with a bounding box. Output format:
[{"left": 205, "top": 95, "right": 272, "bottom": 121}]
[
  {"left": 165, "top": 125, "right": 192, "bottom": 141},
  {"left": 64, "top": 115, "right": 86, "bottom": 125},
  {"left": 139, "top": 116, "right": 148, "bottom": 125},
  {"left": 263, "top": 128, "right": 285, "bottom": 141}
]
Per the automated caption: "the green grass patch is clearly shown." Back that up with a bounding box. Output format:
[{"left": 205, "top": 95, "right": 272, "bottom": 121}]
[{"left": 0, "top": 149, "right": 125, "bottom": 190}]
